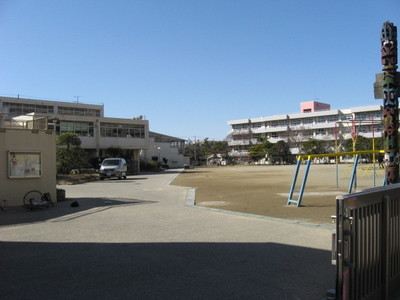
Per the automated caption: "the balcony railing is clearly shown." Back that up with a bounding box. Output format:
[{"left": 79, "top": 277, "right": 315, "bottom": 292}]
[
  {"left": 228, "top": 139, "right": 258, "bottom": 146},
  {"left": 228, "top": 150, "right": 250, "bottom": 157},
  {"left": 231, "top": 128, "right": 252, "bottom": 135}
]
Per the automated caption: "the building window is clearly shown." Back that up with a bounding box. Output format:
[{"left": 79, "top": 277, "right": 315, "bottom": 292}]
[
  {"left": 3, "top": 102, "right": 54, "bottom": 116},
  {"left": 355, "top": 113, "right": 370, "bottom": 120},
  {"left": 290, "top": 119, "right": 301, "bottom": 126},
  {"left": 326, "top": 128, "right": 335, "bottom": 135},
  {"left": 271, "top": 132, "right": 278, "bottom": 138},
  {"left": 100, "top": 123, "right": 145, "bottom": 138},
  {"left": 279, "top": 120, "right": 289, "bottom": 126},
  {"left": 302, "top": 118, "right": 313, "bottom": 124},
  {"left": 59, "top": 121, "right": 94, "bottom": 136},
  {"left": 316, "top": 117, "right": 326, "bottom": 123},
  {"left": 252, "top": 123, "right": 262, "bottom": 128},
  {"left": 359, "top": 126, "right": 371, "bottom": 133},
  {"left": 170, "top": 142, "right": 180, "bottom": 148},
  {"left": 341, "top": 114, "right": 352, "bottom": 121},
  {"left": 299, "top": 130, "right": 313, "bottom": 137},
  {"left": 233, "top": 124, "right": 250, "bottom": 129},
  {"left": 271, "top": 120, "right": 288, "bottom": 127},
  {"left": 327, "top": 115, "right": 339, "bottom": 122},
  {"left": 253, "top": 133, "right": 263, "bottom": 140},
  {"left": 35, "top": 105, "right": 54, "bottom": 114},
  {"left": 58, "top": 106, "right": 101, "bottom": 117},
  {"left": 372, "top": 111, "right": 382, "bottom": 120},
  {"left": 316, "top": 129, "right": 326, "bottom": 135}
]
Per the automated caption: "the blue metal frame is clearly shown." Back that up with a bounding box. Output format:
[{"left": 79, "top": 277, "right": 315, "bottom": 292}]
[
  {"left": 287, "top": 158, "right": 312, "bottom": 207},
  {"left": 287, "top": 160, "right": 301, "bottom": 202},
  {"left": 288, "top": 151, "right": 385, "bottom": 207},
  {"left": 297, "top": 159, "right": 312, "bottom": 207},
  {"left": 348, "top": 155, "right": 359, "bottom": 193}
]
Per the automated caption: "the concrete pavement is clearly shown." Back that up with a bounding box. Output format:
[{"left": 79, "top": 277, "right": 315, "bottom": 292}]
[{"left": 0, "top": 170, "right": 335, "bottom": 299}]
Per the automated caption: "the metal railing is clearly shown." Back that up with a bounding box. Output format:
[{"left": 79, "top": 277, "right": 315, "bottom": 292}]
[{"left": 333, "top": 183, "right": 400, "bottom": 299}]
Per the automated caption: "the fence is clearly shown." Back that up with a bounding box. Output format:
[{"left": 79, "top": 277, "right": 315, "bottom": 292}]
[{"left": 333, "top": 183, "right": 400, "bottom": 299}]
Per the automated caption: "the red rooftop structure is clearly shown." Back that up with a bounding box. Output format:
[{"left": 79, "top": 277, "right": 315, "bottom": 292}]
[{"left": 300, "top": 101, "right": 331, "bottom": 113}]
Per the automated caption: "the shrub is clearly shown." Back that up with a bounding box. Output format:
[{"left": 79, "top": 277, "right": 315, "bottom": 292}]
[{"left": 140, "top": 160, "right": 163, "bottom": 172}]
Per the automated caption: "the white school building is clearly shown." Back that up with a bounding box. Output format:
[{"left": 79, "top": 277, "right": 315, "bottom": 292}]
[{"left": 227, "top": 101, "right": 383, "bottom": 158}]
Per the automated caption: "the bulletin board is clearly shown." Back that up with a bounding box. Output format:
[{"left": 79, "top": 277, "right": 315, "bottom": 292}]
[{"left": 8, "top": 151, "right": 41, "bottom": 178}]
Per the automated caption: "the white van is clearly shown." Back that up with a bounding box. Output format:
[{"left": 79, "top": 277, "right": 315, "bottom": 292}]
[{"left": 99, "top": 158, "right": 127, "bottom": 180}]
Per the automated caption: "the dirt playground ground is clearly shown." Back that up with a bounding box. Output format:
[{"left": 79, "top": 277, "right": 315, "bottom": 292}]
[{"left": 172, "top": 164, "right": 385, "bottom": 225}]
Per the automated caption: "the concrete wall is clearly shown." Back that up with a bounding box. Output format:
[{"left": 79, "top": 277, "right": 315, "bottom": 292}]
[
  {"left": 141, "top": 139, "right": 188, "bottom": 168},
  {"left": 0, "top": 128, "right": 56, "bottom": 207}
]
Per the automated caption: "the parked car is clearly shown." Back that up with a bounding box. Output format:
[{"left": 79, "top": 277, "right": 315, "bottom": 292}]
[{"left": 99, "top": 158, "right": 127, "bottom": 180}]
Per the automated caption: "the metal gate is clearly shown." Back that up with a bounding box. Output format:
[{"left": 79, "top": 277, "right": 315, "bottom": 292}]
[{"left": 334, "top": 183, "right": 400, "bottom": 299}]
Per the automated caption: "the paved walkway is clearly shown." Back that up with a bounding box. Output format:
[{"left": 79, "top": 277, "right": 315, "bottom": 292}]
[{"left": 0, "top": 170, "right": 335, "bottom": 299}]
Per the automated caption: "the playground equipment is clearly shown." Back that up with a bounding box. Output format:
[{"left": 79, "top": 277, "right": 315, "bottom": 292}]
[
  {"left": 287, "top": 150, "right": 385, "bottom": 207},
  {"left": 334, "top": 117, "right": 381, "bottom": 153}
]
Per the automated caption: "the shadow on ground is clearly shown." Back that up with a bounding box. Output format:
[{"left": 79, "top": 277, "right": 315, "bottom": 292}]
[
  {"left": 0, "top": 241, "right": 335, "bottom": 300},
  {"left": 0, "top": 198, "right": 156, "bottom": 227}
]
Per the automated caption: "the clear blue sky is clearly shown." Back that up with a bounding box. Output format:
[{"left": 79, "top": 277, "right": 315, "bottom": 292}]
[{"left": 0, "top": 0, "right": 399, "bottom": 141}]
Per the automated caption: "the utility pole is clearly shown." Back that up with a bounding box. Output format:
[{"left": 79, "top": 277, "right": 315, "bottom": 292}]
[
  {"left": 194, "top": 136, "right": 197, "bottom": 162},
  {"left": 381, "top": 21, "right": 399, "bottom": 184}
]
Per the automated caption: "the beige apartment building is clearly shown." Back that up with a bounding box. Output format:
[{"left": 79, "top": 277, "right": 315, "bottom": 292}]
[{"left": 0, "top": 96, "right": 150, "bottom": 173}]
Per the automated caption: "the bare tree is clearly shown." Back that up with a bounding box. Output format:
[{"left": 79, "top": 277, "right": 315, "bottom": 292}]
[{"left": 285, "top": 126, "right": 313, "bottom": 154}]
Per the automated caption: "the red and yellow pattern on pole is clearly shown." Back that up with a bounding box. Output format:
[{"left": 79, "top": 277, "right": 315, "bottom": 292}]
[{"left": 381, "top": 21, "right": 399, "bottom": 184}]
